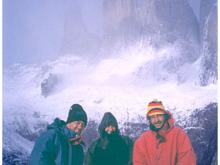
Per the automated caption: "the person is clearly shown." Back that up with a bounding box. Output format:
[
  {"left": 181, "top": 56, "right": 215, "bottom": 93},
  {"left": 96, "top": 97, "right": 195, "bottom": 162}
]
[
  {"left": 133, "top": 99, "right": 196, "bottom": 165},
  {"left": 30, "top": 104, "right": 88, "bottom": 165},
  {"left": 84, "top": 112, "right": 133, "bottom": 165}
]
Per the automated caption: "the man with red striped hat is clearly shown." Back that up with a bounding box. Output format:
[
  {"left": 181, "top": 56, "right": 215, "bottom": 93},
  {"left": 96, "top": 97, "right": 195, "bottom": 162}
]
[{"left": 133, "top": 99, "right": 196, "bottom": 165}]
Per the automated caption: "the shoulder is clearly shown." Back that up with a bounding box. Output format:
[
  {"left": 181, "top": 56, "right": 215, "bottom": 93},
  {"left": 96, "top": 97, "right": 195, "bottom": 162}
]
[
  {"left": 37, "top": 129, "right": 57, "bottom": 142},
  {"left": 134, "top": 131, "right": 152, "bottom": 145},
  {"left": 171, "top": 126, "right": 191, "bottom": 141},
  {"left": 133, "top": 131, "right": 153, "bottom": 153},
  {"left": 172, "top": 126, "right": 188, "bottom": 136},
  {"left": 35, "top": 127, "right": 64, "bottom": 147},
  {"left": 121, "top": 135, "right": 133, "bottom": 142},
  {"left": 120, "top": 135, "right": 133, "bottom": 146},
  {"left": 31, "top": 130, "right": 58, "bottom": 155}
]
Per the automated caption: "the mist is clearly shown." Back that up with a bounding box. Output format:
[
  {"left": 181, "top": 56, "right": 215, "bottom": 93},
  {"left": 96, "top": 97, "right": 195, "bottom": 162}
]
[
  {"left": 3, "top": 0, "right": 103, "bottom": 66},
  {"left": 3, "top": 0, "right": 217, "bottom": 164},
  {"left": 3, "top": 0, "right": 201, "bottom": 67}
]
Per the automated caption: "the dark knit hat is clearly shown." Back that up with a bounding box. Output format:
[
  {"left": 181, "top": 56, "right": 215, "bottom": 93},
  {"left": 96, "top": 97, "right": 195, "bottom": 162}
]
[
  {"left": 147, "top": 99, "right": 166, "bottom": 117},
  {"left": 66, "top": 104, "right": 88, "bottom": 126}
]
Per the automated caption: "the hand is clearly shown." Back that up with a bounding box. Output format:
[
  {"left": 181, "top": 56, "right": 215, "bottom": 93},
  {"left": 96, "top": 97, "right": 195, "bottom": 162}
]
[{"left": 70, "top": 135, "right": 82, "bottom": 145}]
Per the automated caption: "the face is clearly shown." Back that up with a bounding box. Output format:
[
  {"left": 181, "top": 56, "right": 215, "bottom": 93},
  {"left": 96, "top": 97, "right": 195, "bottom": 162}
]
[
  {"left": 105, "top": 125, "right": 116, "bottom": 134},
  {"left": 149, "top": 114, "right": 166, "bottom": 129},
  {"left": 66, "top": 121, "right": 85, "bottom": 134}
]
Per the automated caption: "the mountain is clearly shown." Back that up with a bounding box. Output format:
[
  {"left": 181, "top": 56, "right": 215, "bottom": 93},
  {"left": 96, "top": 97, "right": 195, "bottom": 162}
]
[
  {"left": 102, "top": 0, "right": 200, "bottom": 42},
  {"left": 3, "top": 55, "right": 217, "bottom": 165},
  {"left": 3, "top": 0, "right": 217, "bottom": 164},
  {"left": 101, "top": 0, "right": 201, "bottom": 83},
  {"left": 3, "top": 110, "right": 48, "bottom": 164},
  {"left": 183, "top": 103, "right": 217, "bottom": 165},
  {"left": 199, "top": 4, "right": 217, "bottom": 85},
  {"left": 200, "top": 0, "right": 217, "bottom": 35},
  {"left": 187, "top": 0, "right": 200, "bottom": 22}
]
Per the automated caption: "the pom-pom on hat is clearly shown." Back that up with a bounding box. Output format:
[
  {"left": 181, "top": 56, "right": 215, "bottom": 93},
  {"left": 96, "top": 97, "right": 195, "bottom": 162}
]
[
  {"left": 66, "top": 104, "right": 87, "bottom": 126},
  {"left": 147, "top": 99, "right": 166, "bottom": 117}
]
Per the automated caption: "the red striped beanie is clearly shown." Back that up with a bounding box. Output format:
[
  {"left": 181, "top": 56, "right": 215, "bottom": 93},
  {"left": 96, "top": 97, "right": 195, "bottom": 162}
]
[{"left": 147, "top": 99, "right": 166, "bottom": 117}]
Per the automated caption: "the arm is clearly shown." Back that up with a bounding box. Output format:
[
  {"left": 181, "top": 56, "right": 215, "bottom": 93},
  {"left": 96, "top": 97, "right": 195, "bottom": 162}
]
[
  {"left": 122, "top": 136, "right": 134, "bottom": 165},
  {"left": 176, "top": 130, "right": 196, "bottom": 165},
  {"left": 133, "top": 138, "right": 147, "bottom": 165},
  {"left": 127, "top": 138, "right": 134, "bottom": 165},
  {"left": 30, "top": 131, "right": 56, "bottom": 165}
]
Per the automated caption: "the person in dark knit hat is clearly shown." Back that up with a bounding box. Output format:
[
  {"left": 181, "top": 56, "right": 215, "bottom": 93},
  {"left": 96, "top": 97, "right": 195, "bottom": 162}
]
[
  {"left": 30, "top": 104, "right": 88, "bottom": 165},
  {"left": 84, "top": 112, "right": 133, "bottom": 165},
  {"left": 133, "top": 99, "right": 196, "bottom": 165}
]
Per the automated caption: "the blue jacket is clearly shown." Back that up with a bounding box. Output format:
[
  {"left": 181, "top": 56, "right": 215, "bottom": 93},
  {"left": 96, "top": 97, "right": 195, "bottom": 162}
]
[{"left": 30, "top": 118, "right": 84, "bottom": 165}]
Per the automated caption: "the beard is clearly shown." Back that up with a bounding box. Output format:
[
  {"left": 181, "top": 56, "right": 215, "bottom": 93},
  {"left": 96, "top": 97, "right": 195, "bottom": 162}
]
[
  {"left": 150, "top": 121, "right": 166, "bottom": 132},
  {"left": 150, "top": 122, "right": 167, "bottom": 143}
]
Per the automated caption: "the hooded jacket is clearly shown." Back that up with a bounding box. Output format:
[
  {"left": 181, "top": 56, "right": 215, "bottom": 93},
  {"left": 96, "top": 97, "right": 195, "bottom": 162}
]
[
  {"left": 133, "top": 113, "right": 196, "bottom": 165},
  {"left": 84, "top": 112, "right": 133, "bottom": 165},
  {"left": 30, "top": 118, "right": 84, "bottom": 165}
]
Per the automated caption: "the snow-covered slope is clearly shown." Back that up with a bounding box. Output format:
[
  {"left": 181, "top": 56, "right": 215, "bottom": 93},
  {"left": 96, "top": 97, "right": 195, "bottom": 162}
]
[
  {"left": 4, "top": 47, "right": 217, "bottom": 119},
  {"left": 3, "top": 52, "right": 217, "bottom": 163},
  {"left": 3, "top": 50, "right": 217, "bottom": 131}
]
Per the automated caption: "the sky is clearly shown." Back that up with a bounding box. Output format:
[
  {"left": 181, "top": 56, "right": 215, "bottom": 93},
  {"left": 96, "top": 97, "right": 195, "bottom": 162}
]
[
  {"left": 3, "top": 0, "right": 102, "bottom": 66},
  {"left": 3, "top": 0, "right": 200, "bottom": 67}
]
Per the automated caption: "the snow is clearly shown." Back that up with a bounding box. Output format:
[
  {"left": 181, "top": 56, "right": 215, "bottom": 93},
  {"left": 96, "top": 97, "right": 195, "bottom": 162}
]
[
  {"left": 3, "top": 50, "right": 217, "bottom": 125},
  {"left": 3, "top": 0, "right": 217, "bottom": 160},
  {"left": 3, "top": 123, "right": 34, "bottom": 154},
  {"left": 3, "top": 53, "right": 217, "bottom": 153}
]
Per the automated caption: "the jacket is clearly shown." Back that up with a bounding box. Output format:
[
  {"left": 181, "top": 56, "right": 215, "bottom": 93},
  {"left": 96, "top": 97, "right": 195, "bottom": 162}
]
[
  {"left": 30, "top": 118, "right": 84, "bottom": 165},
  {"left": 84, "top": 112, "right": 133, "bottom": 165},
  {"left": 133, "top": 114, "right": 196, "bottom": 165}
]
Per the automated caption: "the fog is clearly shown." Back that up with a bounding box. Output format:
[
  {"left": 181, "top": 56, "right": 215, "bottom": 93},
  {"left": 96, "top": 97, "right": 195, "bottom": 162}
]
[
  {"left": 3, "top": 0, "right": 200, "bottom": 66},
  {"left": 3, "top": 0, "right": 103, "bottom": 66}
]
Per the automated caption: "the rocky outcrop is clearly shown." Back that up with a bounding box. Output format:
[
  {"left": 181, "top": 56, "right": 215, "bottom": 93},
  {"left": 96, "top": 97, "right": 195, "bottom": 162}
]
[
  {"left": 185, "top": 103, "right": 217, "bottom": 165},
  {"left": 41, "top": 73, "right": 59, "bottom": 97}
]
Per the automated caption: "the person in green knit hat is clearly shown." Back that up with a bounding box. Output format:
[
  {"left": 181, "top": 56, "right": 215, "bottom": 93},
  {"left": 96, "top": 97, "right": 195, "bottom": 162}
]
[{"left": 30, "top": 104, "right": 87, "bottom": 165}]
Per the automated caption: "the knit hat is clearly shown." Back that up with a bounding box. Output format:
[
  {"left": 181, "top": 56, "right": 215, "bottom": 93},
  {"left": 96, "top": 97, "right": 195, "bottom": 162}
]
[
  {"left": 66, "top": 104, "right": 88, "bottom": 126},
  {"left": 147, "top": 99, "right": 166, "bottom": 117}
]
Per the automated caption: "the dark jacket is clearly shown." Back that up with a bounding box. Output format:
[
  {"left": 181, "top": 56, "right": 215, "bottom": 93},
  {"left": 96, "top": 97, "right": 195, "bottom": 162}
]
[
  {"left": 30, "top": 118, "right": 84, "bottom": 165},
  {"left": 84, "top": 112, "right": 133, "bottom": 165}
]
